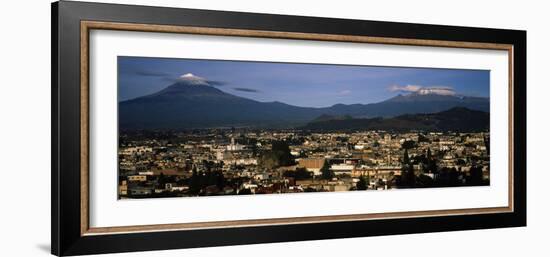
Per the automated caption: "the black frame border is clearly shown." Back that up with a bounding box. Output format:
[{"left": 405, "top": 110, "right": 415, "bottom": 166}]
[{"left": 52, "top": 1, "right": 526, "bottom": 256}]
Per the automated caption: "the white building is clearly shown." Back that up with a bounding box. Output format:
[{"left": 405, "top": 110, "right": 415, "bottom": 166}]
[
  {"left": 330, "top": 163, "right": 355, "bottom": 175},
  {"left": 226, "top": 137, "right": 245, "bottom": 151}
]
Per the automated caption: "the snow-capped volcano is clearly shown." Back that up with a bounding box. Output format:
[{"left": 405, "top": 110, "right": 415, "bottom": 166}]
[{"left": 177, "top": 73, "right": 209, "bottom": 85}]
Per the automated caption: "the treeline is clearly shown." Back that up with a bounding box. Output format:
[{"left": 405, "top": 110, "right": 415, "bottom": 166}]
[
  {"left": 395, "top": 148, "right": 488, "bottom": 188},
  {"left": 188, "top": 168, "right": 226, "bottom": 194}
]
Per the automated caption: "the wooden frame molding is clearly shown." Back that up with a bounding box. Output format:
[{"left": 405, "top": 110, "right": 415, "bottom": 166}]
[{"left": 79, "top": 20, "right": 515, "bottom": 236}]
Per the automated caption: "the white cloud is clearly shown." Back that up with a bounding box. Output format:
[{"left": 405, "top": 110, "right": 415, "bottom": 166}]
[
  {"left": 338, "top": 89, "right": 352, "bottom": 96},
  {"left": 389, "top": 84, "right": 456, "bottom": 96},
  {"left": 417, "top": 87, "right": 456, "bottom": 96},
  {"left": 389, "top": 84, "right": 423, "bottom": 92},
  {"left": 176, "top": 73, "right": 226, "bottom": 86}
]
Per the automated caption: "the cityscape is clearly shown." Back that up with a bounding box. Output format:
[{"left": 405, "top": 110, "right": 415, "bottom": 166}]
[{"left": 117, "top": 57, "right": 490, "bottom": 199}]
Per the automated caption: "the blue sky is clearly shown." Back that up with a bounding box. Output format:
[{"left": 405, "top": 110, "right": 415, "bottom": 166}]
[{"left": 118, "top": 56, "right": 490, "bottom": 108}]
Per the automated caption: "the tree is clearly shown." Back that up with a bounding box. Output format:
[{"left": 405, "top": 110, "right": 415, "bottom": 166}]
[
  {"left": 283, "top": 168, "right": 312, "bottom": 180},
  {"left": 416, "top": 174, "right": 434, "bottom": 188},
  {"left": 248, "top": 138, "right": 259, "bottom": 156},
  {"left": 426, "top": 148, "right": 438, "bottom": 174},
  {"left": 320, "top": 159, "right": 334, "bottom": 180},
  {"left": 271, "top": 140, "right": 295, "bottom": 166},
  {"left": 259, "top": 153, "right": 278, "bottom": 170},
  {"left": 206, "top": 171, "right": 217, "bottom": 187},
  {"left": 202, "top": 160, "right": 214, "bottom": 172},
  {"left": 259, "top": 140, "right": 295, "bottom": 169},
  {"left": 189, "top": 166, "right": 201, "bottom": 194},
  {"left": 448, "top": 167, "right": 461, "bottom": 186},
  {"left": 215, "top": 170, "right": 226, "bottom": 189},
  {"left": 468, "top": 165, "right": 484, "bottom": 186},
  {"left": 436, "top": 167, "right": 461, "bottom": 186},
  {"left": 238, "top": 188, "right": 252, "bottom": 195},
  {"left": 303, "top": 187, "right": 317, "bottom": 192},
  {"left": 399, "top": 149, "right": 416, "bottom": 188},
  {"left": 402, "top": 140, "right": 416, "bottom": 150},
  {"left": 356, "top": 175, "right": 369, "bottom": 190},
  {"left": 484, "top": 135, "right": 490, "bottom": 155},
  {"left": 401, "top": 165, "right": 416, "bottom": 188},
  {"left": 403, "top": 149, "right": 410, "bottom": 165},
  {"left": 157, "top": 172, "right": 166, "bottom": 189}
]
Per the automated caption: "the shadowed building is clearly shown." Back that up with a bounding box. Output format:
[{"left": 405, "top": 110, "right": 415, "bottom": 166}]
[{"left": 298, "top": 158, "right": 325, "bottom": 176}]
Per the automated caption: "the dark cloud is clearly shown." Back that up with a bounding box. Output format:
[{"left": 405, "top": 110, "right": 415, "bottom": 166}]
[
  {"left": 233, "top": 87, "right": 260, "bottom": 93},
  {"left": 123, "top": 70, "right": 228, "bottom": 86},
  {"left": 162, "top": 78, "right": 226, "bottom": 86},
  {"left": 207, "top": 80, "right": 227, "bottom": 86},
  {"left": 161, "top": 77, "right": 179, "bottom": 83},
  {"left": 133, "top": 70, "right": 172, "bottom": 77}
]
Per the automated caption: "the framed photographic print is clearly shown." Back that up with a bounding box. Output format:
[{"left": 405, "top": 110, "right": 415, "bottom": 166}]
[{"left": 51, "top": 1, "right": 526, "bottom": 256}]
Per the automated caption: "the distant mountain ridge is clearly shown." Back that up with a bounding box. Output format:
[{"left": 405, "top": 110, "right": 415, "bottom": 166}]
[
  {"left": 119, "top": 80, "right": 489, "bottom": 129},
  {"left": 301, "top": 107, "right": 489, "bottom": 132}
]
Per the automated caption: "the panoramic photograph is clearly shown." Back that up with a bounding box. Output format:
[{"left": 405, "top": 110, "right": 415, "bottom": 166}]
[{"left": 117, "top": 56, "right": 490, "bottom": 199}]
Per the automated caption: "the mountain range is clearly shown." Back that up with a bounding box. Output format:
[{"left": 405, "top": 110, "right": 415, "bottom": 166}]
[
  {"left": 301, "top": 107, "right": 489, "bottom": 132},
  {"left": 119, "top": 78, "right": 489, "bottom": 130}
]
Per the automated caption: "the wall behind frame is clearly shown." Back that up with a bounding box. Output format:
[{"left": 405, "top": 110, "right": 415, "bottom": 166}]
[{"left": 0, "top": 0, "right": 545, "bottom": 256}]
